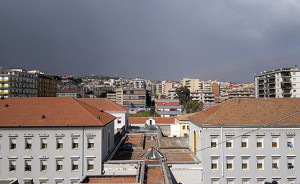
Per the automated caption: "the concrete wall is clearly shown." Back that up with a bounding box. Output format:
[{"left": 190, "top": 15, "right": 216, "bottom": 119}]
[
  {"left": 0, "top": 123, "right": 114, "bottom": 184},
  {"left": 109, "top": 111, "right": 128, "bottom": 134},
  {"left": 189, "top": 122, "right": 300, "bottom": 184}
]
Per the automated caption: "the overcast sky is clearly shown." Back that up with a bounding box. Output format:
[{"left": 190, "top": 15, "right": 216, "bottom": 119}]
[{"left": 0, "top": 0, "right": 300, "bottom": 82}]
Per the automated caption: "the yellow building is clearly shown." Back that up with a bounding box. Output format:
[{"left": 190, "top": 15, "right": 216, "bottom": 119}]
[
  {"left": 175, "top": 113, "right": 196, "bottom": 137},
  {"left": 181, "top": 78, "right": 204, "bottom": 93},
  {"left": 162, "top": 81, "right": 173, "bottom": 96}
]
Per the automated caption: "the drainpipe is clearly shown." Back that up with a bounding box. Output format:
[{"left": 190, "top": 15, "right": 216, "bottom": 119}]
[
  {"left": 82, "top": 127, "right": 85, "bottom": 177},
  {"left": 221, "top": 126, "right": 224, "bottom": 177}
]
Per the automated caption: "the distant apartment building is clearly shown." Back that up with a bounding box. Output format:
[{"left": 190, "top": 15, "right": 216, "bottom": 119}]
[
  {"left": 189, "top": 98, "right": 300, "bottom": 184},
  {"left": 0, "top": 68, "right": 37, "bottom": 98},
  {"left": 255, "top": 66, "right": 300, "bottom": 98},
  {"left": 106, "top": 92, "right": 117, "bottom": 101},
  {"left": 28, "top": 70, "right": 57, "bottom": 97},
  {"left": 191, "top": 91, "right": 215, "bottom": 107},
  {"left": 56, "top": 89, "right": 79, "bottom": 98},
  {"left": 156, "top": 83, "right": 162, "bottom": 95},
  {"left": 162, "top": 81, "right": 173, "bottom": 97},
  {"left": 228, "top": 90, "right": 255, "bottom": 99},
  {"left": 181, "top": 78, "right": 204, "bottom": 92},
  {"left": 0, "top": 97, "right": 116, "bottom": 184},
  {"left": 167, "top": 88, "right": 178, "bottom": 99},
  {"left": 155, "top": 99, "right": 183, "bottom": 117},
  {"left": 114, "top": 88, "right": 147, "bottom": 108},
  {"left": 212, "top": 82, "right": 220, "bottom": 97},
  {"left": 129, "top": 78, "right": 146, "bottom": 89}
]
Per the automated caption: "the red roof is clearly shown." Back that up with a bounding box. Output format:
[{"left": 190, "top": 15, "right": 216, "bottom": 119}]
[
  {"left": 190, "top": 98, "right": 300, "bottom": 126},
  {"left": 155, "top": 102, "right": 180, "bottom": 107},
  {"left": 129, "top": 117, "right": 175, "bottom": 124},
  {"left": 78, "top": 98, "right": 127, "bottom": 111},
  {"left": 0, "top": 97, "right": 115, "bottom": 127}
]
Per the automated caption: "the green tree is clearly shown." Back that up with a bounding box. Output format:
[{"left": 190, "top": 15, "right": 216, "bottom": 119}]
[
  {"left": 184, "top": 101, "right": 203, "bottom": 114},
  {"left": 150, "top": 106, "right": 160, "bottom": 117},
  {"left": 175, "top": 86, "right": 191, "bottom": 105}
]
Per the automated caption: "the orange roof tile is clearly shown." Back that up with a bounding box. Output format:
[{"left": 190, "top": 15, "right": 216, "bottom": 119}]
[
  {"left": 78, "top": 98, "right": 128, "bottom": 111},
  {"left": 189, "top": 99, "right": 300, "bottom": 126},
  {"left": 0, "top": 97, "right": 115, "bottom": 127},
  {"left": 155, "top": 102, "right": 180, "bottom": 107},
  {"left": 129, "top": 117, "right": 175, "bottom": 124},
  {"left": 176, "top": 113, "right": 197, "bottom": 121}
]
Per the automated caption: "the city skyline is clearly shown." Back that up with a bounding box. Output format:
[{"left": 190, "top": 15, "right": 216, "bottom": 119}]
[{"left": 1, "top": 0, "right": 300, "bottom": 82}]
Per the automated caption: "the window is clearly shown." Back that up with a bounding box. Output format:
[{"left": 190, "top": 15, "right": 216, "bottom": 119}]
[
  {"left": 272, "top": 158, "right": 279, "bottom": 169},
  {"left": 187, "top": 125, "right": 189, "bottom": 130},
  {"left": 287, "top": 137, "right": 294, "bottom": 148},
  {"left": 25, "top": 160, "right": 31, "bottom": 171},
  {"left": 257, "top": 158, "right": 264, "bottom": 170},
  {"left": 9, "top": 160, "right": 16, "bottom": 171},
  {"left": 56, "top": 160, "right": 63, "bottom": 171},
  {"left": 72, "top": 138, "right": 79, "bottom": 149},
  {"left": 242, "top": 158, "right": 249, "bottom": 170},
  {"left": 211, "top": 180, "right": 219, "bottom": 184},
  {"left": 183, "top": 125, "right": 185, "bottom": 130},
  {"left": 226, "top": 158, "right": 233, "bottom": 170},
  {"left": 41, "top": 138, "right": 47, "bottom": 149},
  {"left": 288, "top": 180, "right": 296, "bottom": 184},
  {"left": 272, "top": 137, "right": 279, "bottom": 148},
  {"left": 87, "top": 138, "right": 94, "bottom": 149},
  {"left": 56, "top": 138, "right": 63, "bottom": 149},
  {"left": 226, "top": 137, "right": 233, "bottom": 148},
  {"left": 211, "top": 137, "right": 218, "bottom": 148},
  {"left": 41, "top": 160, "right": 47, "bottom": 171},
  {"left": 87, "top": 159, "right": 94, "bottom": 171},
  {"left": 211, "top": 158, "right": 218, "bottom": 170},
  {"left": 293, "top": 89, "right": 296, "bottom": 92},
  {"left": 25, "top": 138, "right": 32, "bottom": 149},
  {"left": 10, "top": 138, "right": 16, "bottom": 149},
  {"left": 287, "top": 157, "right": 295, "bottom": 169},
  {"left": 257, "top": 180, "right": 265, "bottom": 184},
  {"left": 257, "top": 137, "right": 263, "bottom": 148},
  {"left": 241, "top": 137, "right": 248, "bottom": 148},
  {"left": 227, "top": 180, "right": 234, "bottom": 184},
  {"left": 117, "top": 118, "right": 121, "bottom": 124},
  {"left": 242, "top": 180, "right": 249, "bottom": 184},
  {"left": 72, "top": 160, "right": 79, "bottom": 171}
]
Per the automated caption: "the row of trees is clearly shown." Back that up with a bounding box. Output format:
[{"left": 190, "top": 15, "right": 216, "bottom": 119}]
[{"left": 175, "top": 86, "right": 203, "bottom": 114}]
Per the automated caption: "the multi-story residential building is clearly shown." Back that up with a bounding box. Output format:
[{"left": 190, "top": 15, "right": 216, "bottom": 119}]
[
  {"left": 106, "top": 92, "right": 117, "bottom": 102},
  {"left": 162, "top": 81, "right": 173, "bottom": 97},
  {"left": 255, "top": 66, "right": 300, "bottom": 98},
  {"left": 28, "top": 70, "right": 57, "bottom": 97},
  {"left": 212, "top": 82, "right": 220, "bottom": 97},
  {"left": 181, "top": 78, "right": 204, "bottom": 93},
  {"left": 0, "top": 97, "right": 116, "bottom": 184},
  {"left": 77, "top": 98, "right": 129, "bottom": 135},
  {"left": 155, "top": 83, "right": 162, "bottom": 96},
  {"left": 189, "top": 98, "right": 300, "bottom": 184},
  {"left": 155, "top": 99, "right": 183, "bottom": 117},
  {"left": 115, "top": 88, "right": 147, "bottom": 108},
  {"left": 228, "top": 90, "right": 255, "bottom": 99},
  {"left": 167, "top": 88, "right": 178, "bottom": 99},
  {"left": 129, "top": 78, "right": 146, "bottom": 89},
  {"left": 56, "top": 89, "right": 79, "bottom": 98},
  {"left": 0, "top": 68, "right": 37, "bottom": 98}
]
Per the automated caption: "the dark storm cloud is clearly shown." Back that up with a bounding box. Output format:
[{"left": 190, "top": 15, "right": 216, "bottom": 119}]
[{"left": 0, "top": 0, "right": 300, "bottom": 82}]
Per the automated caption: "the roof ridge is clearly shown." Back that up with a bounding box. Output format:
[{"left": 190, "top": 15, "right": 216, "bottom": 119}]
[
  {"left": 203, "top": 100, "right": 232, "bottom": 124},
  {"left": 73, "top": 98, "right": 103, "bottom": 124},
  {"left": 106, "top": 98, "right": 127, "bottom": 111}
]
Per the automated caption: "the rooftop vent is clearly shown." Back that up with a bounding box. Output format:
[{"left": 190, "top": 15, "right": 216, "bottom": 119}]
[
  {"left": 141, "top": 147, "right": 163, "bottom": 160},
  {"left": 41, "top": 115, "right": 46, "bottom": 119},
  {"left": 148, "top": 135, "right": 156, "bottom": 141},
  {"left": 97, "top": 115, "right": 100, "bottom": 119},
  {"left": 4, "top": 104, "right": 9, "bottom": 108}
]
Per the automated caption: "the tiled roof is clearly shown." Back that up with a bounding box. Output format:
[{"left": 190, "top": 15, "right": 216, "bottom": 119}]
[
  {"left": 0, "top": 97, "right": 115, "bottom": 127},
  {"left": 86, "top": 177, "right": 136, "bottom": 183},
  {"left": 176, "top": 113, "right": 197, "bottom": 121},
  {"left": 189, "top": 98, "right": 300, "bottom": 126},
  {"left": 129, "top": 117, "right": 175, "bottom": 124},
  {"left": 155, "top": 102, "right": 180, "bottom": 107},
  {"left": 78, "top": 98, "right": 128, "bottom": 111}
]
